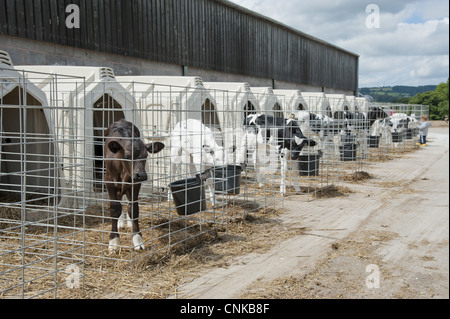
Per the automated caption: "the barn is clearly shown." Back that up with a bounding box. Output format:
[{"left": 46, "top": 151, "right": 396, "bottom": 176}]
[{"left": 0, "top": 0, "right": 359, "bottom": 94}]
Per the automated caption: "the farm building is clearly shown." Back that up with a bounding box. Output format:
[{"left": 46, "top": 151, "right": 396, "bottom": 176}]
[{"left": 0, "top": 0, "right": 359, "bottom": 94}]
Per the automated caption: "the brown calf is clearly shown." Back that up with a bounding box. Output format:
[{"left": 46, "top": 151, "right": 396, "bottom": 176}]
[{"left": 104, "top": 119, "right": 165, "bottom": 251}]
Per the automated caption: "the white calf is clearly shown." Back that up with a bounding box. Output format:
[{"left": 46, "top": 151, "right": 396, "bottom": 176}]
[{"left": 170, "top": 119, "right": 235, "bottom": 203}]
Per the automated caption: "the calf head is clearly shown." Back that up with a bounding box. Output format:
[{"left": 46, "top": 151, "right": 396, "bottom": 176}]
[{"left": 107, "top": 138, "right": 165, "bottom": 182}]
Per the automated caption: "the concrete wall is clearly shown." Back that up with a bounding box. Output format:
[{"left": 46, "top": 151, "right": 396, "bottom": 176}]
[{"left": 1, "top": 35, "right": 355, "bottom": 95}]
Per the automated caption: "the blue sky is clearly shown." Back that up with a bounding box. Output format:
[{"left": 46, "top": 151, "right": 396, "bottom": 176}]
[{"left": 228, "top": 0, "right": 449, "bottom": 87}]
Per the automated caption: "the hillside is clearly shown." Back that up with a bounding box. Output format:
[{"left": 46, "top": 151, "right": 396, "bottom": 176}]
[{"left": 359, "top": 85, "right": 437, "bottom": 103}]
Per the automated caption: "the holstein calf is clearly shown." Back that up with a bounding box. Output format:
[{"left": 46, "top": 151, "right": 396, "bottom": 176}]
[
  {"left": 339, "top": 106, "right": 390, "bottom": 156},
  {"left": 380, "top": 113, "right": 418, "bottom": 145},
  {"left": 104, "top": 119, "right": 165, "bottom": 251},
  {"left": 295, "top": 111, "right": 335, "bottom": 157},
  {"left": 238, "top": 114, "right": 317, "bottom": 195}
]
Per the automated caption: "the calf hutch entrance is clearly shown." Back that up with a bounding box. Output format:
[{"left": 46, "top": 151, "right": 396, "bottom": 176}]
[
  {"left": 203, "top": 82, "right": 260, "bottom": 152},
  {"left": 92, "top": 94, "right": 125, "bottom": 191}
]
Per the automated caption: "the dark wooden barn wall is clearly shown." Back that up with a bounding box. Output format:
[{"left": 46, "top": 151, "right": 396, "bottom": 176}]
[{"left": 0, "top": 0, "right": 359, "bottom": 92}]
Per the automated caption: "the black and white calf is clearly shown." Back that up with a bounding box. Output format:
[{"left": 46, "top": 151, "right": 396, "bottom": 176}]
[
  {"left": 295, "top": 111, "right": 335, "bottom": 156},
  {"left": 378, "top": 112, "right": 418, "bottom": 145},
  {"left": 237, "top": 114, "right": 317, "bottom": 195},
  {"left": 296, "top": 106, "right": 389, "bottom": 157}
]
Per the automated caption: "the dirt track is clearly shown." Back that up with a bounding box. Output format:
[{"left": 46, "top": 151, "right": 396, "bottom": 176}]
[{"left": 173, "top": 126, "right": 449, "bottom": 299}]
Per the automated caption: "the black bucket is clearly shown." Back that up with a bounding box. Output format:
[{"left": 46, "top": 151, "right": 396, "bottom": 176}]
[
  {"left": 212, "top": 165, "right": 242, "bottom": 195},
  {"left": 392, "top": 132, "right": 403, "bottom": 143},
  {"left": 368, "top": 135, "right": 380, "bottom": 148},
  {"left": 169, "top": 177, "right": 206, "bottom": 216},
  {"left": 339, "top": 143, "right": 357, "bottom": 161},
  {"left": 341, "top": 134, "right": 354, "bottom": 144},
  {"left": 405, "top": 129, "right": 413, "bottom": 139},
  {"left": 298, "top": 154, "right": 320, "bottom": 176}
]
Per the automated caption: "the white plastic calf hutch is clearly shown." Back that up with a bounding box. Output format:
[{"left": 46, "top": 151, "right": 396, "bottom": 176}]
[
  {"left": 1, "top": 53, "right": 54, "bottom": 202},
  {"left": 1, "top": 53, "right": 86, "bottom": 210},
  {"left": 116, "top": 76, "right": 221, "bottom": 135},
  {"left": 15, "top": 65, "right": 138, "bottom": 201},
  {"left": 203, "top": 81, "right": 261, "bottom": 150},
  {"left": 273, "top": 89, "right": 309, "bottom": 117},
  {"left": 301, "top": 92, "right": 332, "bottom": 117},
  {"left": 115, "top": 75, "right": 224, "bottom": 189},
  {"left": 251, "top": 87, "right": 284, "bottom": 118},
  {"left": 355, "top": 96, "right": 373, "bottom": 114},
  {"left": 346, "top": 95, "right": 361, "bottom": 113},
  {"left": 326, "top": 94, "right": 351, "bottom": 119},
  {"left": 1, "top": 53, "right": 86, "bottom": 298}
]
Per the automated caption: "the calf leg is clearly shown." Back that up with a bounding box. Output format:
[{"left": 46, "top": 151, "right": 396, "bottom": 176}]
[
  {"left": 289, "top": 158, "right": 301, "bottom": 193},
  {"left": 126, "top": 185, "right": 145, "bottom": 251},
  {"left": 118, "top": 211, "right": 132, "bottom": 229},
  {"left": 108, "top": 201, "right": 122, "bottom": 251},
  {"left": 106, "top": 186, "right": 122, "bottom": 252},
  {"left": 168, "top": 163, "right": 179, "bottom": 202},
  {"left": 205, "top": 178, "right": 217, "bottom": 206},
  {"left": 280, "top": 151, "right": 287, "bottom": 196}
]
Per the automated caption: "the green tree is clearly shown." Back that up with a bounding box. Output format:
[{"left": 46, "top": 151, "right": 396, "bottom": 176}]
[{"left": 409, "top": 80, "right": 449, "bottom": 120}]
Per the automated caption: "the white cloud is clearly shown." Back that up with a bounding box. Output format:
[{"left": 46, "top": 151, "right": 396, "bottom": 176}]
[{"left": 228, "top": 0, "right": 450, "bottom": 87}]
